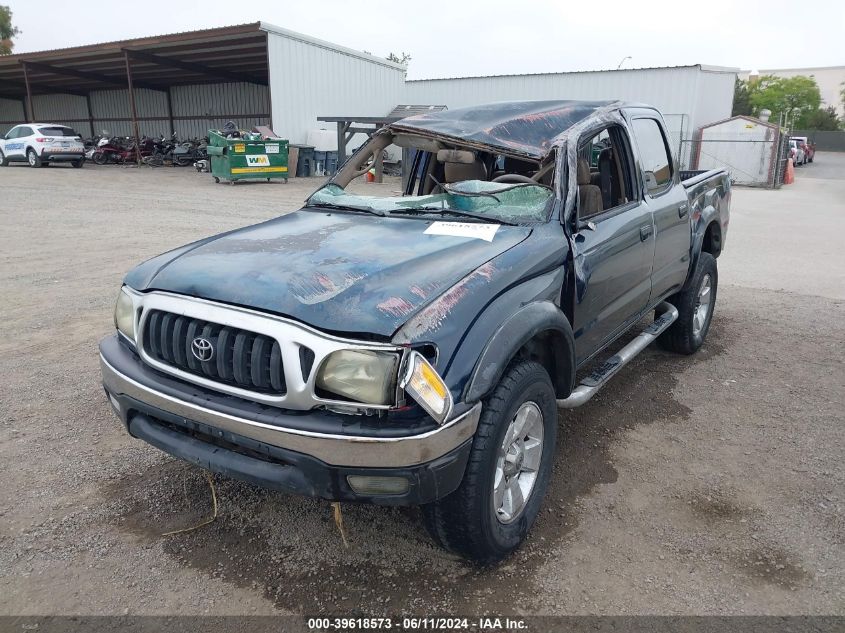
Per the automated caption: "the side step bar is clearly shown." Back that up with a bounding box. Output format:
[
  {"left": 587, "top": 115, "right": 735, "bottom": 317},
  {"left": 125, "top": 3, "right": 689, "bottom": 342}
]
[{"left": 557, "top": 301, "right": 679, "bottom": 409}]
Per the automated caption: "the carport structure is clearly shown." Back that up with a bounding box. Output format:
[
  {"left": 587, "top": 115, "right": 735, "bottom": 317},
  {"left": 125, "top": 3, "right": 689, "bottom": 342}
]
[
  {"left": 0, "top": 22, "right": 405, "bottom": 146},
  {"left": 0, "top": 23, "right": 270, "bottom": 145}
]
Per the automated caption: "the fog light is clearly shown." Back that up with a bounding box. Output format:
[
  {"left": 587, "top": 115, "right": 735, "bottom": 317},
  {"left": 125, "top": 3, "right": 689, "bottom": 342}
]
[
  {"left": 347, "top": 475, "right": 409, "bottom": 495},
  {"left": 106, "top": 391, "right": 122, "bottom": 416}
]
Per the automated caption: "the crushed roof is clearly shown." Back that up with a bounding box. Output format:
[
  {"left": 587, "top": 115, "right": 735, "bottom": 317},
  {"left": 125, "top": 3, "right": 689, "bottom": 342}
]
[{"left": 389, "top": 100, "right": 620, "bottom": 159}]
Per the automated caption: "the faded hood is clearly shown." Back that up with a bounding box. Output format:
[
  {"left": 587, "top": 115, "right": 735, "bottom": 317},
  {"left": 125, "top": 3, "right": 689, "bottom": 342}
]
[{"left": 124, "top": 209, "right": 531, "bottom": 337}]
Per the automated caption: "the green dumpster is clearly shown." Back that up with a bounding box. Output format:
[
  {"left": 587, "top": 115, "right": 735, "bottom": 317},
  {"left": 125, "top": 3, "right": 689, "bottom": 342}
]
[{"left": 207, "top": 129, "right": 289, "bottom": 184}]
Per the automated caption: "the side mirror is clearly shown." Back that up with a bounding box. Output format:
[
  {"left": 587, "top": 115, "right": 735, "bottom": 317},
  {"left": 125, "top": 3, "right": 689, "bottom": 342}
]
[{"left": 643, "top": 171, "right": 658, "bottom": 190}]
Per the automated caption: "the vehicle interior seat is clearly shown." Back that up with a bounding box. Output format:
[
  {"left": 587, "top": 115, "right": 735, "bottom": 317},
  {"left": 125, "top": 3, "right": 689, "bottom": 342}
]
[
  {"left": 577, "top": 159, "right": 603, "bottom": 216},
  {"left": 444, "top": 159, "right": 487, "bottom": 183}
]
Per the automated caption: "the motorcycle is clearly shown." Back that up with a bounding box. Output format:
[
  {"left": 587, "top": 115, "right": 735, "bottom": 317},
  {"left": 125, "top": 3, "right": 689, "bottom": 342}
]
[{"left": 92, "top": 135, "right": 156, "bottom": 165}]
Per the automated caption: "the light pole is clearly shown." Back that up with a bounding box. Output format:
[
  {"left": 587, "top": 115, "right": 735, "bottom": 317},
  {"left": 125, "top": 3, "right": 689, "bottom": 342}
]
[{"left": 617, "top": 56, "right": 632, "bottom": 70}]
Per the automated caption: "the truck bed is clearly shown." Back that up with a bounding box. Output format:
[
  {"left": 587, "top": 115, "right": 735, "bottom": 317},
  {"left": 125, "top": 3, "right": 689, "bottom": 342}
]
[{"left": 680, "top": 169, "right": 725, "bottom": 188}]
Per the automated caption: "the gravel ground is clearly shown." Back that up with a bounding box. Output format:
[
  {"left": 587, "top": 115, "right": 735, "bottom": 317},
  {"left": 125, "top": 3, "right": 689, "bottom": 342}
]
[{"left": 0, "top": 157, "right": 842, "bottom": 616}]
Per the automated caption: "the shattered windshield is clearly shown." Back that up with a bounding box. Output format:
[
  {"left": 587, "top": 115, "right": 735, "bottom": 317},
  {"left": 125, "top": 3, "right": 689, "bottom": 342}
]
[{"left": 307, "top": 181, "right": 553, "bottom": 224}]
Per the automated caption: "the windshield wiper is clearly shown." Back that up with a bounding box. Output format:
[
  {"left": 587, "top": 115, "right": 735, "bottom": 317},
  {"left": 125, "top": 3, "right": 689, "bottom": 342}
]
[
  {"left": 389, "top": 206, "right": 519, "bottom": 226},
  {"left": 307, "top": 201, "right": 387, "bottom": 217}
]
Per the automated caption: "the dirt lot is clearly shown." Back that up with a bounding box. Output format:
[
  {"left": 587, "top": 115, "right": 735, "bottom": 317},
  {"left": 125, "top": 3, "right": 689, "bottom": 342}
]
[{"left": 0, "top": 156, "right": 843, "bottom": 616}]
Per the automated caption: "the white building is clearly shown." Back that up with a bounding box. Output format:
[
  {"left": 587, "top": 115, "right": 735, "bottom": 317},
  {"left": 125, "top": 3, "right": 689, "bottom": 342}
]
[
  {"left": 739, "top": 66, "right": 845, "bottom": 118},
  {"left": 405, "top": 65, "right": 738, "bottom": 167}
]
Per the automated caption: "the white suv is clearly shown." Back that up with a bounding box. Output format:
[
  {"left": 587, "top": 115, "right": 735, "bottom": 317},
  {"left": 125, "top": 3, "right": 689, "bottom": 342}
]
[{"left": 0, "top": 123, "right": 86, "bottom": 168}]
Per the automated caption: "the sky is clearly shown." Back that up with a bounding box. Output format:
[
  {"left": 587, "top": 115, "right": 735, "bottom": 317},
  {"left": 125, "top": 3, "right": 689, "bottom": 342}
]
[{"left": 5, "top": 0, "right": 844, "bottom": 80}]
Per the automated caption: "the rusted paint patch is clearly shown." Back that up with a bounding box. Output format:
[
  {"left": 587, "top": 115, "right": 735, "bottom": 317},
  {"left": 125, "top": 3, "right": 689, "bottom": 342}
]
[
  {"left": 377, "top": 296, "right": 417, "bottom": 318},
  {"left": 409, "top": 281, "right": 443, "bottom": 300},
  {"left": 395, "top": 262, "right": 497, "bottom": 341},
  {"left": 293, "top": 271, "right": 366, "bottom": 305}
]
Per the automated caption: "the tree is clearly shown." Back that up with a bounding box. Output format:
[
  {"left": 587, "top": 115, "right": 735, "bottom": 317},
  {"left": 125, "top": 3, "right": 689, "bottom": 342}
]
[
  {"left": 732, "top": 78, "right": 752, "bottom": 116},
  {"left": 749, "top": 75, "right": 821, "bottom": 125},
  {"left": 0, "top": 4, "right": 20, "bottom": 55},
  {"left": 386, "top": 51, "right": 412, "bottom": 66},
  {"left": 797, "top": 106, "right": 841, "bottom": 131}
]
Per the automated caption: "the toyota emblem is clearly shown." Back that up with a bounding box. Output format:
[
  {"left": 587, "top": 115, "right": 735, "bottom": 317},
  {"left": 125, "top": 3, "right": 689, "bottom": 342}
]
[{"left": 191, "top": 336, "right": 214, "bottom": 362}]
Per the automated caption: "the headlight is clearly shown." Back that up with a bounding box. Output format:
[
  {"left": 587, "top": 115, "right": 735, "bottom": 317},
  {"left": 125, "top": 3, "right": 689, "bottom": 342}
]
[
  {"left": 315, "top": 349, "right": 400, "bottom": 405},
  {"left": 114, "top": 287, "right": 136, "bottom": 342},
  {"left": 401, "top": 351, "right": 452, "bottom": 424}
]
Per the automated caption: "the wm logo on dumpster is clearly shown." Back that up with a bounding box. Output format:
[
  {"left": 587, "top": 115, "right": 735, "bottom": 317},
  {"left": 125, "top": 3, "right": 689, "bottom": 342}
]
[{"left": 246, "top": 155, "right": 270, "bottom": 166}]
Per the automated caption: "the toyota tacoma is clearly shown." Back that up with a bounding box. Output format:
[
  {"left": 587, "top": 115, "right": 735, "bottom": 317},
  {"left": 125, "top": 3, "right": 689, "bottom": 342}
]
[{"left": 100, "top": 100, "right": 730, "bottom": 563}]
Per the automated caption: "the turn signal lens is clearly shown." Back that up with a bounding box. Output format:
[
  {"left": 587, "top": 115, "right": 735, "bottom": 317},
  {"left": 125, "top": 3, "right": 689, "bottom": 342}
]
[{"left": 401, "top": 351, "right": 452, "bottom": 424}]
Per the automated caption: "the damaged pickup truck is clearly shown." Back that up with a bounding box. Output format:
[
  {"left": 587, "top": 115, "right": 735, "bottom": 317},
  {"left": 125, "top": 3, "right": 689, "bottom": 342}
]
[{"left": 100, "top": 100, "right": 730, "bottom": 563}]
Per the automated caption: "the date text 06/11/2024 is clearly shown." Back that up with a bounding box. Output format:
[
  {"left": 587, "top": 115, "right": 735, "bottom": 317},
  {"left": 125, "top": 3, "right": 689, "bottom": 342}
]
[{"left": 307, "top": 617, "right": 528, "bottom": 631}]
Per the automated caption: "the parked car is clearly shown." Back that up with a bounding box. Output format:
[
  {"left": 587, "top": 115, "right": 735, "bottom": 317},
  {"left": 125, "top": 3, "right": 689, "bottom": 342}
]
[
  {"left": 791, "top": 136, "right": 814, "bottom": 163},
  {"left": 0, "top": 123, "right": 85, "bottom": 167},
  {"left": 788, "top": 139, "right": 806, "bottom": 166},
  {"left": 99, "top": 100, "right": 730, "bottom": 563}
]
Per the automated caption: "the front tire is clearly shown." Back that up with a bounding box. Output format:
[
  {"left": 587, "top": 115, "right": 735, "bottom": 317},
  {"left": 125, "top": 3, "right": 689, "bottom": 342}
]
[
  {"left": 0, "top": 150, "right": 7, "bottom": 166},
  {"left": 658, "top": 251, "right": 718, "bottom": 355},
  {"left": 27, "top": 149, "right": 42, "bottom": 168},
  {"left": 422, "top": 360, "right": 557, "bottom": 564}
]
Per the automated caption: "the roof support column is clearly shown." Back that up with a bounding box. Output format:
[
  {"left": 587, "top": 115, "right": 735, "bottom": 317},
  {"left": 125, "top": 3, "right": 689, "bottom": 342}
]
[
  {"left": 123, "top": 50, "right": 142, "bottom": 166},
  {"left": 165, "top": 87, "right": 174, "bottom": 138},
  {"left": 21, "top": 63, "right": 34, "bottom": 122},
  {"left": 85, "top": 93, "right": 95, "bottom": 138},
  {"left": 336, "top": 121, "right": 350, "bottom": 165}
]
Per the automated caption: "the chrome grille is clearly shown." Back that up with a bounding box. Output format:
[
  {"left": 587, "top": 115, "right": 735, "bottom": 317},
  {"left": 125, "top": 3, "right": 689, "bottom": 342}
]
[{"left": 142, "top": 309, "right": 285, "bottom": 394}]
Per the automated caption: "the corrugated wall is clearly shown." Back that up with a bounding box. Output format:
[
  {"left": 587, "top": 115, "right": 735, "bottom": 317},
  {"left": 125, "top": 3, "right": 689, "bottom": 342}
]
[
  {"left": 171, "top": 83, "right": 270, "bottom": 139},
  {"left": 266, "top": 27, "right": 405, "bottom": 144},
  {"left": 0, "top": 98, "right": 25, "bottom": 135},
  {"left": 90, "top": 88, "right": 164, "bottom": 137}
]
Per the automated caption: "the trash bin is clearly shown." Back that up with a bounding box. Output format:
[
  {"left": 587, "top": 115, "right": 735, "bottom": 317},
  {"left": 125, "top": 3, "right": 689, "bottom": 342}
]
[
  {"left": 206, "top": 129, "right": 289, "bottom": 185},
  {"left": 291, "top": 144, "right": 315, "bottom": 177},
  {"left": 325, "top": 150, "right": 339, "bottom": 175},
  {"left": 312, "top": 150, "right": 340, "bottom": 177}
]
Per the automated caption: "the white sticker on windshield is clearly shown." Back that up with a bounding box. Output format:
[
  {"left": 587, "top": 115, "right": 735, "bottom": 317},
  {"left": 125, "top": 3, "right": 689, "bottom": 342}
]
[{"left": 424, "top": 221, "right": 500, "bottom": 242}]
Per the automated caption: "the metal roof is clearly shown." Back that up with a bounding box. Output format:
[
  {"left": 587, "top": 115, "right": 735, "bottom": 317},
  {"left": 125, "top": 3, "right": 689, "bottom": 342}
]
[
  {"left": 389, "top": 99, "right": 620, "bottom": 159},
  {"left": 0, "top": 23, "right": 270, "bottom": 99},
  {"left": 406, "top": 63, "right": 739, "bottom": 83}
]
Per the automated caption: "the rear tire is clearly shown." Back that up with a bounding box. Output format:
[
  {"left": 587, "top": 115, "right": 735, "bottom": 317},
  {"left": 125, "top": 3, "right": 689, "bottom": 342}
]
[
  {"left": 27, "top": 149, "right": 42, "bottom": 168},
  {"left": 92, "top": 152, "right": 108, "bottom": 166},
  {"left": 657, "top": 252, "right": 718, "bottom": 355},
  {"left": 422, "top": 360, "right": 557, "bottom": 564},
  {"left": 71, "top": 159, "right": 84, "bottom": 168}
]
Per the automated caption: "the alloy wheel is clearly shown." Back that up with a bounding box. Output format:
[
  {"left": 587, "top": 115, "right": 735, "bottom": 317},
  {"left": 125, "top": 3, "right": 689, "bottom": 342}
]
[{"left": 493, "top": 401, "right": 544, "bottom": 524}]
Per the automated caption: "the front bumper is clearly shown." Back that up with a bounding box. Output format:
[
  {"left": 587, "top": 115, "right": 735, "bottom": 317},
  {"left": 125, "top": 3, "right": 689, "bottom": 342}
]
[{"left": 100, "top": 336, "right": 480, "bottom": 504}]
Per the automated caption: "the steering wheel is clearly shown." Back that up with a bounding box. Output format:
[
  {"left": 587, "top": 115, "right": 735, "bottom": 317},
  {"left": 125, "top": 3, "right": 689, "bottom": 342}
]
[{"left": 492, "top": 173, "right": 536, "bottom": 184}]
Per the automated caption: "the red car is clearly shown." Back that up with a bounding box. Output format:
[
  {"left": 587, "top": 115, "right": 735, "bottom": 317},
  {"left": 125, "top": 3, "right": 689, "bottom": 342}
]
[{"left": 791, "top": 136, "right": 815, "bottom": 164}]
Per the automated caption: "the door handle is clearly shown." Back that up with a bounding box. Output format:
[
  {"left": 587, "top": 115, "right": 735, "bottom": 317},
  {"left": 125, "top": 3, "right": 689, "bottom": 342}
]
[
  {"left": 639, "top": 225, "right": 654, "bottom": 241},
  {"left": 678, "top": 203, "right": 689, "bottom": 218}
]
